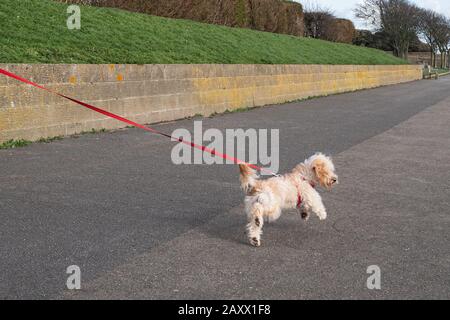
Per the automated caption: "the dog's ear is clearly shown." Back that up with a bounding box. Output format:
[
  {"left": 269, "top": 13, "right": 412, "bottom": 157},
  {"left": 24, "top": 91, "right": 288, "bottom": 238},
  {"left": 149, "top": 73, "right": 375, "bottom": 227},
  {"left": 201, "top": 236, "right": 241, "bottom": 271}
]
[{"left": 312, "top": 159, "right": 329, "bottom": 188}]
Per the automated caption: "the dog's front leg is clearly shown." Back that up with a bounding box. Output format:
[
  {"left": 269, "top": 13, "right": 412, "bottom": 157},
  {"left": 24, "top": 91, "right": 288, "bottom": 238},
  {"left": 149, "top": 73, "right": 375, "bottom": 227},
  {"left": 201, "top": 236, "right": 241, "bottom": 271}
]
[{"left": 303, "top": 190, "right": 327, "bottom": 221}]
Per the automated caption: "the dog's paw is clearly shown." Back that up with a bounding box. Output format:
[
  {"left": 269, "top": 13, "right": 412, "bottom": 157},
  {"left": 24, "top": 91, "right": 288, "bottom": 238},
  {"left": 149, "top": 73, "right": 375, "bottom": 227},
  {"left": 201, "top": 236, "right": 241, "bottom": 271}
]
[
  {"left": 250, "top": 237, "right": 261, "bottom": 247},
  {"left": 301, "top": 211, "right": 310, "bottom": 221},
  {"left": 318, "top": 212, "right": 327, "bottom": 221}
]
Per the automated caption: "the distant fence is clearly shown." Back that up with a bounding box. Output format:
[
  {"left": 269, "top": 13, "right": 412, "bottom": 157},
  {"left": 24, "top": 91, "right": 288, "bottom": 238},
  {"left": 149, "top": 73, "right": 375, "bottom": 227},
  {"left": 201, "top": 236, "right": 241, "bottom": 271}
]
[
  {"left": 0, "top": 64, "right": 422, "bottom": 143},
  {"left": 387, "top": 51, "right": 447, "bottom": 68}
]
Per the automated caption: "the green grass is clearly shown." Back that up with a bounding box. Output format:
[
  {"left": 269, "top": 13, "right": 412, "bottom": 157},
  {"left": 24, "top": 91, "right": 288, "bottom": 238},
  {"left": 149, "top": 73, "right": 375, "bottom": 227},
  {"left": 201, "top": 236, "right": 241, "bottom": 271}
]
[
  {"left": 75, "top": 128, "right": 107, "bottom": 135},
  {"left": 0, "top": 139, "right": 32, "bottom": 149},
  {"left": 0, "top": 0, "right": 407, "bottom": 65},
  {"left": 0, "top": 136, "right": 65, "bottom": 149},
  {"left": 434, "top": 68, "right": 450, "bottom": 75},
  {"left": 37, "top": 136, "right": 64, "bottom": 143},
  {"left": 0, "top": 129, "right": 109, "bottom": 149}
]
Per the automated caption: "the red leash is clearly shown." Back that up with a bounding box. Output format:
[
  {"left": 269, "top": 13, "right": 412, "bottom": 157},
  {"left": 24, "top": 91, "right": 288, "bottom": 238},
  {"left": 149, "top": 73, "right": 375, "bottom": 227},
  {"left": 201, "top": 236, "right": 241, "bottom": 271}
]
[{"left": 0, "top": 68, "right": 277, "bottom": 176}]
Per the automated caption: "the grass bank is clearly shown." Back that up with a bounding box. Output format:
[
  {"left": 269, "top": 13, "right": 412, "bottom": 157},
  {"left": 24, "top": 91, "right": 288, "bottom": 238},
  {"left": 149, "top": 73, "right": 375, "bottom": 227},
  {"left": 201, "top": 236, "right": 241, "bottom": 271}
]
[{"left": 0, "top": 0, "right": 407, "bottom": 65}]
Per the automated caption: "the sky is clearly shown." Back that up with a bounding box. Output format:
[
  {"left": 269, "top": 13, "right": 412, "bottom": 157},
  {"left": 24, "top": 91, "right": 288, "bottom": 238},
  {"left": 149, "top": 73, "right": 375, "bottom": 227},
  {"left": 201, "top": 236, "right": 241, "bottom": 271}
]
[{"left": 297, "top": 0, "right": 450, "bottom": 29}]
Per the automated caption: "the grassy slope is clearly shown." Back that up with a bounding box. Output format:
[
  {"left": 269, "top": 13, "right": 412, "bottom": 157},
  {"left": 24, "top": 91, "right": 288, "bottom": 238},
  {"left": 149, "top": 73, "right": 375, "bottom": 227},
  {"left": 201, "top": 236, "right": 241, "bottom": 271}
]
[{"left": 0, "top": 0, "right": 407, "bottom": 65}]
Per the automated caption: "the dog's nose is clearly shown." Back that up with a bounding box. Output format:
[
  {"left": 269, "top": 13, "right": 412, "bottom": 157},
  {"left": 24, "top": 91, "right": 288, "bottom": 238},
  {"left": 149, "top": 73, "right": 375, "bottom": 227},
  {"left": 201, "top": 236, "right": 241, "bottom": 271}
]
[{"left": 332, "top": 178, "right": 338, "bottom": 184}]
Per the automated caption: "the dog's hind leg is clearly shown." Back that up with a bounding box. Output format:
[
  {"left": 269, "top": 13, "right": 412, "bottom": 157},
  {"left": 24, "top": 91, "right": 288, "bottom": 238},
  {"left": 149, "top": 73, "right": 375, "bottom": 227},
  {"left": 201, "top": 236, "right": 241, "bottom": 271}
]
[
  {"left": 300, "top": 208, "right": 310, "bottom": 221},
  {"left": 246, "top": 203, "right": 265, "bottom": 247}
]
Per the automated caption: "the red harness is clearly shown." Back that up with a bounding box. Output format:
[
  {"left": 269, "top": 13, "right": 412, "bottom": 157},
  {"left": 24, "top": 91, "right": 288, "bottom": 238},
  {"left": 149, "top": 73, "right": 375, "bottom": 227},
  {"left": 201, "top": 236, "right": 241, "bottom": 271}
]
[{"left": 297, "top": 178, "right": 316, "bottom": 208}]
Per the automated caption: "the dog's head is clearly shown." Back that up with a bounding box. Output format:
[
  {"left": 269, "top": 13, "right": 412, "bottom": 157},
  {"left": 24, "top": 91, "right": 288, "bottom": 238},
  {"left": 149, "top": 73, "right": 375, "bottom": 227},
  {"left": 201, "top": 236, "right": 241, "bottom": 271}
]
[{"left": 306, "top": 153, "right": 338, "bottom": 190}]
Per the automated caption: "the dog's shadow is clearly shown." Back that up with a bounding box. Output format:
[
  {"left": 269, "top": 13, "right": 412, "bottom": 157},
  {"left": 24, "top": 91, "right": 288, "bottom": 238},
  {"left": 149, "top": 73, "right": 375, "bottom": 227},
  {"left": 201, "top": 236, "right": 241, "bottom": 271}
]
[
  {"left": 196, "top": 205, "right": 249, "bottom": 246},
  {"left": 197, "top": 205, "right": 321, "bottom": 249}
]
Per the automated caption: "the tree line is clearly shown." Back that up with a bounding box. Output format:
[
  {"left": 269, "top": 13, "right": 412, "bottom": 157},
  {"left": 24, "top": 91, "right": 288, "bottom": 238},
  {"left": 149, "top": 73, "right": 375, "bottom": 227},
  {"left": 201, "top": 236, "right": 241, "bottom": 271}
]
[
  {"left": 354, "top": 0, "right": 450, "bottom": 68},
  {"left": 304, "top": 0, "right": 450, "bottom": 68}
]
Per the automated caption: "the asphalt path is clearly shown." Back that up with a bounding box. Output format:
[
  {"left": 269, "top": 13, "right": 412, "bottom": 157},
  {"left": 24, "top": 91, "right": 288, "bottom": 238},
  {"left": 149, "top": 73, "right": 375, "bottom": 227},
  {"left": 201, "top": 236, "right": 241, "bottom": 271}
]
[{"left": 1, "top": 78, "right": 449, "bottom": 299}]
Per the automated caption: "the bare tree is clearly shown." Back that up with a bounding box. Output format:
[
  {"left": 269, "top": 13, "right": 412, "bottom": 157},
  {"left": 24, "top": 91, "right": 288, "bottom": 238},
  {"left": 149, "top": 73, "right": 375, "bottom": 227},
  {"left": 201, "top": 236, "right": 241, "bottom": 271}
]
[
  {"left": 418, "top": 9, "right": 439, "bottom": 67},
  {"left": 434, "top": 17, "right": 450, "bottom": 68},
  {"left": 303, "top": 2, "right": 335, "bottom": 39},
  {"left": 418, "top": 9, "right": 450, "bottom": 68},
  {"left": 355, "top": 0, "right": 420, "bottom": 59}
]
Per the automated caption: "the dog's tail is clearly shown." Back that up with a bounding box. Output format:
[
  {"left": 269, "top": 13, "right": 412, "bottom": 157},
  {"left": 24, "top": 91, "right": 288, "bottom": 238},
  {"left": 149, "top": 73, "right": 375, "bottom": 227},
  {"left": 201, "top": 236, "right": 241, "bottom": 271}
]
[{"left": 239, "top": 164, "right": 259, "bottom": 195}]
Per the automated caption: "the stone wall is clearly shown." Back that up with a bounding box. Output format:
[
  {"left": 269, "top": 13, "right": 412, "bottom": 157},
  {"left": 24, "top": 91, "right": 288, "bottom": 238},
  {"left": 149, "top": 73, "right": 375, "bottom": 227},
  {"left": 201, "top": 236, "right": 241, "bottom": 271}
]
[{"left": 0, "top": 64, "right": 423, "bottom": 143}]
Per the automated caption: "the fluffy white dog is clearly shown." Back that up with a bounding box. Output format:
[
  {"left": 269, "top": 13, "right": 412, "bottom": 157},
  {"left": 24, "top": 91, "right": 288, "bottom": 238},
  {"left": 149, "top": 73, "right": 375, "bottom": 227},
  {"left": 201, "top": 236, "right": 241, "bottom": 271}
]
[{"left": 239, "top": 153, "right": 338, "bottom": 247}]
